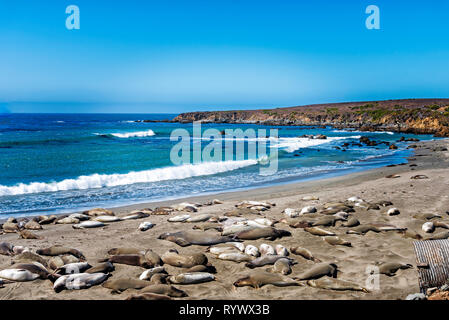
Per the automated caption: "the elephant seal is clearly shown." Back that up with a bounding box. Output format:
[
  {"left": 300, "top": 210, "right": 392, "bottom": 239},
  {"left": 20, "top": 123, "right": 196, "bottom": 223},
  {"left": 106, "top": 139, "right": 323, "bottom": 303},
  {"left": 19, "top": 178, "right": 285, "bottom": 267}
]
[
  {"left": 304, "top": 227, "right": 336, "bottom": 237},
  {"left": 259, "top": 244, "right": 275, "bottom": 256},
  {"left": 307, "top": 277, "right": 368, "bottom": 292},
  {"left": 346, "top": 225, "right": 381, "bottom": 235},
  {"left": 0, "top": 269, "right": 40, "bottom": 281},
  {"left": 324, "top": 236, "right": 352, "bottom": 247},
  {"left": 54, "top": 273, "right": 109, "bottom": 292},
  {"left": 103, "top": 254, "right": 155, "bottom": 268},
  {"left": 192, "top": 223, "right": 223, "bottom": 232},
  {"left": 158, "top": 231, "right": 235, "bottom": 246},
  {"left": 49, "top": 255, "right": 80, "bottom": 270},
  {"left": 275, "top": 245, "right": 289, "bottom": 256},
  {"left": 377, "top": 262, "right": 413, "bottom": 276},
  {"left": 19, "top": 230, "right": 43, "bottom": 240},
  {"left": 295, "top": 263, "right": 338, "bottom": 280},
  {"left": 102, "top": 278, "right": 152, "bottom": 293},
  {"left": 107, "top": 247, "right": 144, "bottom": 255},
  {"left": 85, "top": 262, "right": 115, "bottom": 274},
  {"left": 56, "top": 217, "right": 79, "bottom": 224},
  {"left": 10, "top": 262, "right": 56, "bottom": 281},
  {"left": 73, "top": 221, "right": 105, "bottom": 229},
  {"left": 93, "top": 215, "right": 122, "bottom": 223},
  {"left": 138, "top": 222, "right": 155, "bottom": 231},
  {"left": 82, "top": 208, "right": 115, "bottom": 217},
  {"left": 0, "top": 242, "right": 14, "bottom": 256},
  {"left": 290, "top": 247, "right": 321, "bottom": 262},
  {"left": 398, "top": 230, "right": 423, "bottom": 240},
  {"left": 12, "top": 251, "right": 48, "bottom": 266},
  {"left": 24, "top": 220, "right": 42, "bottom": 230},
  {"left": 2, "top": 222, "right": 19, "bottom": 233},
  {"left": 312, "top": 216, "right": 345, "bottom": 227},
  {"left": 37, "top": 246, "right": 86, "bottom": 261},
  {"left": 267, "top": 258, "right": 292, "bottom": 275},
  {"left": 149, "top": 273, "right": 169, "bottom": 284},
  {"left": 161, "top": 250, "right": 207, "bottom": 268},
  {"left": 244, "top": 245, "right": 260, "bottom": 257},
  {"left": 55, "top": 262, "right": 92, "bottom": 275},
  {"left": 245, "top": 255, "right": 295, "bottom": 269},
  {"left": 342, "top": 217, "right": 360, "bottom": 227},
  {"left": 168, "top": 272, "right": 215, "bottom": 284},
  {"left": 121, "top": 211, "right": 150, "bottom": 220},
  {"left": 426, "top": 230, "right": 449, "bottom": 240},
  {"left": 186, "top": 264, "right": 217, "bottom": 274},
  {"left": 126, "top": 293, "right": 172, "bottom": 300},
  {"left": 38, "top": 215, "right": 57, "bottom": 225},
  {"left": 234, "top": 227, "right": 291, "bottom": 241},
  {"left": 233, "top": 271, "right": 299, "bottom": 288},
  {"left": 139, "top": 267, "right": 167, "bottom": 280},
  {"left": 140, "top": 284, "right": 188, "bottom": 297},
  {"left": 218, "top": 252, "right": 253, "bottom": 263}
]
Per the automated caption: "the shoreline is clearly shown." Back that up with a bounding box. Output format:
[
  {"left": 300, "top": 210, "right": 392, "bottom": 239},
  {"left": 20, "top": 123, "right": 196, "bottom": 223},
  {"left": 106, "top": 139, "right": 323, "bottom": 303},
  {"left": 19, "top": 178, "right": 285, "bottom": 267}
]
[{"left": 1, "top": 138, "right": 448, "bottom": 300}]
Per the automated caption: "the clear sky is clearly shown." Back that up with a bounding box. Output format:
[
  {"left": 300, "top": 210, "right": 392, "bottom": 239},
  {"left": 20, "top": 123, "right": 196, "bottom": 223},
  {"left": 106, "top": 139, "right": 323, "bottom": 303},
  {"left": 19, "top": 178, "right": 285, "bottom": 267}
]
[{"left": 1, "top": 0, "right": 449, "bottom": 113}]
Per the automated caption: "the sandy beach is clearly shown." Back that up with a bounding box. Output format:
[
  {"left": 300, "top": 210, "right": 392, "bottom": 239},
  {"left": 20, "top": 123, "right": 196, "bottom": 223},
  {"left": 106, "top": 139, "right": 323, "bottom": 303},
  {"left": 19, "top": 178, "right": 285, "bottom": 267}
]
[{"left": 1, "top": 138, "right": 448, "bottom": 300}]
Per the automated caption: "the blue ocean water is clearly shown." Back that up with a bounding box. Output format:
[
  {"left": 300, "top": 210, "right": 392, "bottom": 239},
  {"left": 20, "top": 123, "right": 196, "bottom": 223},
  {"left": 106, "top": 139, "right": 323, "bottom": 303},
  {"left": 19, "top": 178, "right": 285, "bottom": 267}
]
[{"left": 0, "top": 113, "right": 437, "bottom": 217}]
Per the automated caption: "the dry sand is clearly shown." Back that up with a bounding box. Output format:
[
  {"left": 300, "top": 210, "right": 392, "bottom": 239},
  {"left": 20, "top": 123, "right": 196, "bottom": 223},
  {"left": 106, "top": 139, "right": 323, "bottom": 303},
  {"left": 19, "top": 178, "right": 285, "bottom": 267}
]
[{"left": 1, "top": 139, "right": 448, "bottom": 300}]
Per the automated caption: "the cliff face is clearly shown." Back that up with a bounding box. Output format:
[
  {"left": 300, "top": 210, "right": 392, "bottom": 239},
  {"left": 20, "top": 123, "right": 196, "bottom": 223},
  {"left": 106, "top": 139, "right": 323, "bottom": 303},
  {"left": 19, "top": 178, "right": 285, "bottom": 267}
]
[{"left": 173, "top": 99, "right": 449, "bottom": 137}]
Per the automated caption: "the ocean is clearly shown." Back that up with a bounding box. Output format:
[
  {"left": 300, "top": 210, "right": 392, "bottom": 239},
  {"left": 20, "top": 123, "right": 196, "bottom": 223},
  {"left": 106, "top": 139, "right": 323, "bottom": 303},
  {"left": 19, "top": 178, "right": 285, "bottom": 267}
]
[{"left": 0, "top": 113, "right": 437, "bottom": 218}]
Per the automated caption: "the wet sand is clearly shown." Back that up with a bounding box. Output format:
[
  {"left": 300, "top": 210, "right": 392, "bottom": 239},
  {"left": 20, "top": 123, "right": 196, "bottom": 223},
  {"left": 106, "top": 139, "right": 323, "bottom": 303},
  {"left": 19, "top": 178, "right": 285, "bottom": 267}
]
[{"left": 1, "top": 139, "right": 448, "bottom": 300}]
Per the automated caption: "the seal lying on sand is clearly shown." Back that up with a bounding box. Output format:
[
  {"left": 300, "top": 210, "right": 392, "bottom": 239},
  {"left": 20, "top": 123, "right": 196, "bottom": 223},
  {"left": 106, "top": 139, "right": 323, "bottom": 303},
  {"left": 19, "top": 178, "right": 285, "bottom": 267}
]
[
  {"left": 18, "top": 230, "right": 43, "bottom": 240},
  {"left": 168, "top": 272, "right": 215, "bottom": 284},
  {"left": 0, "top": 269, "right": 40, "bottom": 282},
  {"left": 307, "top": 277, "right": 368, "bottom": 292},
  {"left": 304, "top": 227, "right": 336, "bottom": 237},
  {"left": 102, "top": 278, "right": 152, "bottom": 293},
  {"left": 140, "top": 284, "right": 188, "bottom": 297},
  {"left": 102, "top": 254, "right": 156, "bottom": 268},
  {"left": 37, "top": 246, "right": 86, "bottom": 261},
  {"left": 158, "top": 231, "right": 235, "bottom": 247},
  {"left": 0, "top": 242, "right": 14, "bottom": 256},
  {"left": 234, "top": 227, "right": 291, "bottom": 241},
  {"left": 48, "top": 255, "right": 80, "bottom": 270},
  {"left": 267, "top": 258, "right": 292, "bottom": 275},
  {"left": 11, "top": 251, "right": 48, "bottom": 266},
  {"left": 295, "top": 263, "right": 338, "bottom": 280},
  {"left": 10, "top": 262, "right": 57, "bottom": 281},
  {"left": 85, "top": 262, "right": 115, "bottom": 274},
  {"left": 377, "top": 262, "right": 413, "bottom": 276},
  {"left": 233, "top": 271, "right": 299, "bottom": 288},
  {"left": 126, "top": 293, "right": 172, "bottom": 300},
  {"left": 161, "top": 250, "right": 208, "bottom": 268},
  {"left": 290, "top": 247, "right": 321, "bottom": 262},
  {"left": 245, "top": 255, "right": 295, "bottom": 269},
  {"left": 54, "top": 273, "right": 109, "bottom": 292}
]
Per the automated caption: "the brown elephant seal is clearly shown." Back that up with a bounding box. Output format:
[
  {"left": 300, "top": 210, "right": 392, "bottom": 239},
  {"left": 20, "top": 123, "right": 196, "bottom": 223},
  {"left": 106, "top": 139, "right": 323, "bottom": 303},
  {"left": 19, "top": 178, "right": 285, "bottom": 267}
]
[
  {"left": 245, "top": 255, "right": 295, "bottom": 269},
  {"left": 377, "top": 262, "right": 413, "bottom": 276},
  {"left": 82, "top": 208, "right": 115, "bottom": 217},
  {"left": 324, "top": 236, "right": 352, "bottom": 247},
  {"left": 11, "top": 262, "right": 57, "bottom": 281},
  {"left": 48, "top": 255, "right": 80, "bottom": 270},
  {"left": 290, "top": 247, "right": 321, "bottom": 262},
  {"left": 234, "top": 227, "right": 291, "bottom": 241},
  {"left": 107, "top": 247, "right": 144, "bottom": 255},
  {"left": 85, "top": 262, "right": 115, "bottom": 274},
  {"left": 158, "top": 231, "right": 235, "bottom": 246},
  {"left": 286, "top": 219, "right": 313, "bottom": 229},
  {"left": 312, "top": 216, "right": 346, "bottom": 227},
  {"left": 426, "top": 230, "right": 449, "bottom": 240},
  {"left": 295, "top": 263, "right": 338, "bottom": 280},
  {"left": 12, "top": 251, "right": 48, "bottom": 266},
  {"left": 192, "top": 223, "right": 223, "bottom": 232},
  {"left": 18, "top": 230, "right": 43, "bottom": 240},
  {"left": 102, "top": 254, "right": 155, "bottom": 268},
  {"left": 304, "top": 227, "right": 336, "bottom": 237},
  {"left": 149, "top": 273, "right": 169, "bottom": 284},
  {"left": 0, "top": 242, "right": 14, "bottom": 256},
  {"left": 307, "top": 277, "right": 368, "bottom": 292},
  {"left": 24, "top": 220, "right": 42, "bottom": 230},
  {"left": 36, "top": 246, "right": 86, "bottom": 261},
  {"left": 233, "top": 271, "right": 299, "bottom": 288},
  {"left": 398, "top": 230, "right": 423, "bottom": 240},
  {"left": 102, "top": 278, "right": 152, "bottom": 293},
  {"left": 186, "top": 264, "right": 217, "bottom": 274},
  {"left": 161, "top": 250, "right": 207, "bottom": 268},
  {"left": 144, "top": 249, "right": 162, "bottom": 266},
  {"left": 140, "top": 284, "right": 188, "bottom": 297},
  {"left": 2, "top": 222, "right": 19, "bottom": 233},
  {"left": 38, "top": 215, "right": 57, "bottom": 225},
  {"left": 126, "top": 293, "right": 172, "bottom": 300},
  {"left": 267, "top": 258, "right": 292, "bottom": 275},
  {"left": 342, "top": 217, "right": 360, "bottom": 227}
]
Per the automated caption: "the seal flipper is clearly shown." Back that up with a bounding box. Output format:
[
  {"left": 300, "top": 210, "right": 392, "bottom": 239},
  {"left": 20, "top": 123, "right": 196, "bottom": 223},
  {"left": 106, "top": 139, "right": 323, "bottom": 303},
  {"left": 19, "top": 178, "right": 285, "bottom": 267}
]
[{"left": 174, "top": 238, "right": 191, "bottom": 247}]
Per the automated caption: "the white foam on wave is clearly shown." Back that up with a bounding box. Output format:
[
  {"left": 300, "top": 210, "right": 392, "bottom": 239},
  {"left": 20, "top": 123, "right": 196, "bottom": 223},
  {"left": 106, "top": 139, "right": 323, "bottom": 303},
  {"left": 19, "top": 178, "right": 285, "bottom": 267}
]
[
  {"left": 110, "top": 129, "right": 156, "bottom": 138},
  {"left": 332, "top": 129, "right": 394, "bottom": 135},
  {"left": 272, "top": 136, "right": 361, "bottom": 153},
  {"left": 0, "top": 159, "right": 258, "bottom": 196}
]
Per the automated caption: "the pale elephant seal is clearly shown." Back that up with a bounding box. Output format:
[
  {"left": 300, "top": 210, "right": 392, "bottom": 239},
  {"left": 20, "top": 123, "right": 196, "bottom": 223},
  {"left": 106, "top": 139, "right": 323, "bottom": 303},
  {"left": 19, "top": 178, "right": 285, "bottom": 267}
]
[
  {"left": 73, "top": 221, "right": 106, "bottom": 229},
  {"left": 85, "top": 262, "right": 115, "bottom": 274},
  {"left": 218, "top": 252, "right": 253, "bottom": 263},
  {"left": 259, "top": 244, "right": 275, "bottom": 255},
  {"left": 139, "top": 267, "right": 167, "bottom": 280},
  {"left": 307, "top": 276, "right": 368, "bottom": 292},
  {"left": 19, "top": 230, "right": 43, "bottom": 240},
  {"left": 54, "top": 273, "right": 109, "bottom": 292},
  {"left": 169, "top": 272, "right": 215, "bottom": 284},
  {"left": 246, "top": 255, "right": 295, "bottom": 269},
  {"left": 158, "top": 231, "right": 235, "bottom": 246},
  {"left": 0, "top": 269, "right": 40, "bottom": 282},
  {"left": 56, "top": 217, "right": 79, "bottom": 224},
  {"left": 68, "top": 213, "right": 90, "bottom": 221},
  {"left": 121, "top": 211, "right": 150, "bottom": 220},
  {"left": 422, "top": 222, "right": 435, "bottom": 233},
  {"left": 140, "top": 284, "right": 188, "bottom": 297},
  {"left": 12, "top": 245, "right": 31, "bottom": 255},
  {"left": 102, "top": 278, "right": 152, "bottom": 293},
  {"left": 37, "top": 246, "right": 86, "bottom": 261},
  {"left": 24, "top": 220, "right": 42, "bottom": 230},
  {"left": 55, "top": 262, "right": 92, "bottom": 275},
  {"left": 161, "top": 250, "right": 207, "bottom": 268},
  {"left": 234, "top": 271, "right": 299, "bottom": 288},
  {"left": 290, "top": 247, "right": 321, "bottom": 262},
  {"left": 295, "top": 263, "right": 338, "bottom": 280},
  {"left": 93, "top": 215, "right": 122, "bottom": 223},
  {"left": 304, "top": 227, "right": 336, "bottom": 237},
  {"left": 168, "top": 215, "right": 190, "bottom": 222},
  {"left": 49, "top": 255, "right": 80, "bottom": 270},
  {"left": 377, "top": 262, "right": 413, "bottom": 276},
  {"left": 234, "top": 227, "right": 291, "bottom": 241},
  {"left": 244, "top": 245, "right": 260, "bottom": 257},
  {"left": 138, "top": 221, "right": 155, "bottom": 231},
  {"left": 268, "top": 258, "right": 292, "bottom": 275},
  {"left": 275, "top": 245, "right": 289, "bottom": 256},
  {"left": 0, "top": 242, "right": 14, "bottom": 256},
  {"left": 324, "top": 236, "right": 352, "bottom": 247},
  {"left": 186, "top": 214, "right": 212, "bottom": 223}
]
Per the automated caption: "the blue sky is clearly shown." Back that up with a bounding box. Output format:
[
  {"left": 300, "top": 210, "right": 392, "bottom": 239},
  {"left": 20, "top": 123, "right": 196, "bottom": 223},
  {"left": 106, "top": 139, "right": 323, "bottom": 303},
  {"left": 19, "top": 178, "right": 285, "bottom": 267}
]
[{"left": 1, "top": 0, "right": 449, "bottom": 113}]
